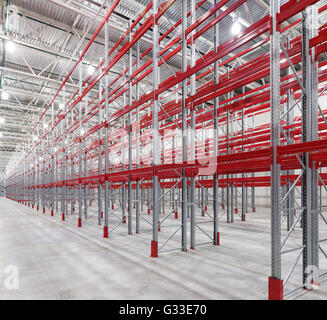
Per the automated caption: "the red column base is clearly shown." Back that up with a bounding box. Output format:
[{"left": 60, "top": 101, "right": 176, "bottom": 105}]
[
  {"left": 62, "top": 213, "right": 65, "bottom": 221},
  {"left": 37, "top": 206, "right": 39, "bottom": 211},
  {"left": 304, "top": 286, "right": 313, "bottom": 291},
  {"left": 190, "top": 246, "right": 195, "bottom": 250},
  {"left": 242, "top": 214, "right": 246, "bottom": 222},
  {"left": 147, "top": 208, "right": 150, "bottom": 215},
  {"left": 175, "top": 211, "right": 178, "bottom": 219},
  {"left": 101, "top": 212, "right": 104, "bottom": 219},
  {"left": 151, "top": 241, "right": 158, "bottom": 258},
  {"left": 158, "top": 221, "right": 161, "bottom": 232},
  {"left": 43, "top": 208, "right": 45, "bottom": 214},
  {"left": 216, "top": 232, "right": 220, "bottom": 246},
  {"left": 235, "top": 208, "right": 238, "bottom": 214},
  {"left": 112, "top": 205, "right": 114, "bottom": 210},
  {"left": 253, "top": 208, "right": 256, "bottom": 212},
  {"left": 51, "top": 210, "right": 54, "bottom": 216},
  {"left": 268, "top": 277, "right": 283, "bottom": 300},
  {"left": 78, "top": 218, "right": 82, "bottom": 228},
  {"left": 103, "top": 226, "right": 108, "bottom": 238},
  {"left": 123, "top": 216, "right": 126, "bottom": 224}
]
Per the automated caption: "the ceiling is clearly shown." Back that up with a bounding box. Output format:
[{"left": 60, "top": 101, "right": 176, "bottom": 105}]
[{"left": 0, "top": 0, "right": 326, "bottom": 177}]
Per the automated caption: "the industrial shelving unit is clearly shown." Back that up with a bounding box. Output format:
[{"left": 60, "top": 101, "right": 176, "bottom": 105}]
[{"left": 4, "top": 0, "right": 327, "bottom": 300}]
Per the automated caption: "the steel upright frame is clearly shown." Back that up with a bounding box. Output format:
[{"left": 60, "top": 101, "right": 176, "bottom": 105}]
[{"left": 4, "top": 0, "right": 327, "bottom": 300}]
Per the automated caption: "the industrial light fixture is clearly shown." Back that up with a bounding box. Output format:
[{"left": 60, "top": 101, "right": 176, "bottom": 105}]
[
  {"left": 33, "top": 135, "right": 38, "bottom": 141},
  {"left": 2, "top": 91, "right": 9, "bottom": 100},
  {"left": 0, "top": 117, "right": 5, "bottom": 124},
  {"left": 6, "top": 41, "right": 16, "bottom": 53},
  {"left": 0, "top": 132, "right": 2, "bottom": 137},
  {"left": 44, "top": 123, "right": 48, "bottom": 129},
  {"left": 88, "top": 64, "right": 95, "bottom": 75},
  {"left": 231, "top": 17, "right": 241, "bottom": 35},
  {"left": 59, "top": 103, "right": 65, "bottom": 110}
]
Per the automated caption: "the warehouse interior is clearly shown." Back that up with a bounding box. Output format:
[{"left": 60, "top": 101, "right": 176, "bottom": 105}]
[{"left": 1, "top": 0, "right": 327, "bottom": 301}]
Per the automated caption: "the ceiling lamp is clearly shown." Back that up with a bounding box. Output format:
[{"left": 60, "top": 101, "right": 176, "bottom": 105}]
[
  {"left": 2, "top": 91, "right": 9, "bottom": 100},
  {"left": 6, "top": 41, "right": 16, "bottom": 53},
  {"left": 88, "top": 65, "right": 95, "bottom": 75},
  {"left": 231, "top": 20, "right": 242, "bottom": 36}
]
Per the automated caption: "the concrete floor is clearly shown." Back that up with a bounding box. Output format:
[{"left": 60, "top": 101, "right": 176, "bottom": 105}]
[{"left": 0, "top": 197, "right": 327, "bottom": 300}]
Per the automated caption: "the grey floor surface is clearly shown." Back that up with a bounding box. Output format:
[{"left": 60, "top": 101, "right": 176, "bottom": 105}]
[{"left": 0, "top": 198, "right": 327, "bottom": 300}]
